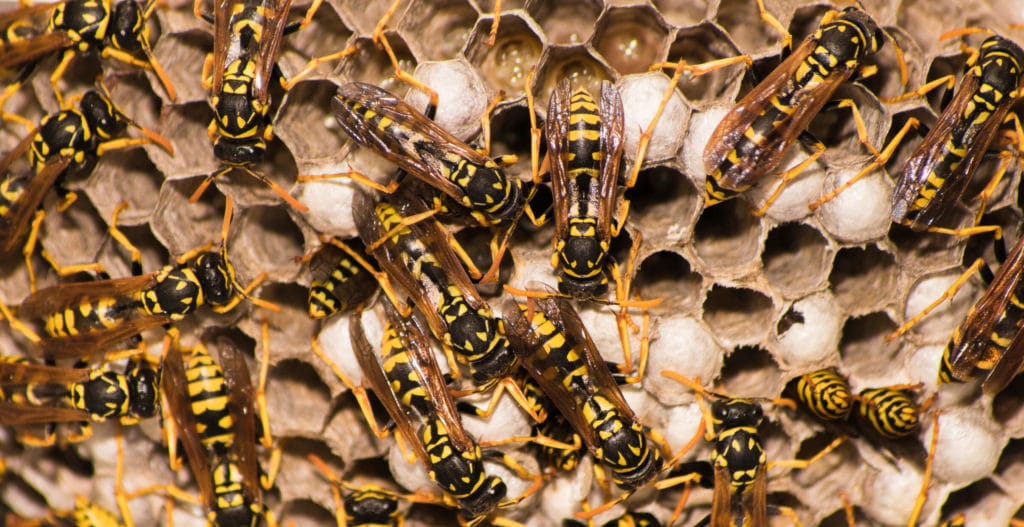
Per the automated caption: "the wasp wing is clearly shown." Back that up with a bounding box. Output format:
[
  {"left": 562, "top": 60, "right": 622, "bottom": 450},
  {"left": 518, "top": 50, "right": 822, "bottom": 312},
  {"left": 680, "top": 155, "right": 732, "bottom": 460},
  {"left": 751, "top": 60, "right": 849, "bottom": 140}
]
[
  {"left": 545, "top": 79, "right": 572, "bottom": 240},
  {"left": 709, "top": 463, "right": 734, "bottom": 527},
  {"left": 946, "top": 235, "right": 1024, "bottom": 382},
  {"left": 216, "top": 337, "right": 262, "bottom": 506},
  {"left": 0, "top": 31, "right": 72, "bottom": 71},
  {"left": 251, "top": 0, "right": 292, "bottom": 104},
  {"left": 0, "top": 400, "right": 90, "bottom": 424},
  {"left": 892, "top": 71, "right": 982, "bottom": 227},
  {"left": 0, "top": 360, "right": 89, "bottom": 385},
  {"left": 161, "top": 343, "right": 217, "bottom": 510},
  {"left": 595, "top": 80, "right": 625, "bottom": 240},
  {"left": 209, "top": 0, "right": 234, "bottom": 94},
  {"left": 349, "top": 310, "right": 432, "bottom": 470},
  {"left": 502, "top": 299, "right": 603, "bottom": 456},
  {"left": 0, "top": 155, "right": 70, "bottom": 255}
]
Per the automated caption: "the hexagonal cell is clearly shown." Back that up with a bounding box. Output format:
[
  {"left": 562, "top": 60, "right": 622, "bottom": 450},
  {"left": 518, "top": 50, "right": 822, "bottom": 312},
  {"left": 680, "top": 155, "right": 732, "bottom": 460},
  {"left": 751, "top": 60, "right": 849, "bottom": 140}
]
[
  {"left": 241, "top": 281, "right": 317, "bottom": 354},
  {"left": 275, "top": 80, "right": 348, "bottom": 168},
  {"left": 693, "top": 199, "right": 763, "bottom": 274},
  {"left": 35, "top": 200, "right": 108, "bottom": 275},
  {"left": 93, "top": 222, "right": 169, "bottom": 281},
  {"left": 231, "top": 205, "right": 304, "bottom": 279},
  {"left": 146, "top": 102, "right": 218, "bottom": 181},
  {"left": 465, "top": 14, "right": 545, "bottom": 95},
  {"left": 839, "top": 312, "right": 901, "bottom": 379},
  {"left": 528, "top": 0, "right": 600, "bottom": 45},
  {"left": 863, "top": 27, "right": 925, "bottom": 101},
  {"left": 85, "top": 149, "right": 163, "bottom": 225},
  {"left": 718, "top": 345, "right": 780, "bottom": 397},
  {"left": 331, "top": 0, "right": 406, "bottom": 36},
  {"left": 829, "top": 244, "right": 898, "bottom": 315},
  {"left": 278, "top": 3, "right": 353, "bottom": 82},
  {"left": 151, "top": 179, "right": 230, "bottom": 255},
  {"left": 394, "top": 0, "right": 478, "bottom": 61},
  {"left": 897, "top": 0, "right": 963, "bottom": 56},
  {"left": 895, "top": 269, "right": 980, "bottom": 347},
  {"left": 887, "top": 220, "right": 970, "bottom": 273},
  {"left": 665, "top": 24, "right": 746, "bottom": 103},
  {"left": 488, "top": 103, "right": 534, "bottom": 162},
  {"left": 762, "top": 222, "right": 831, "bottom": 297},
  {"left": 265, "top": 359, "right": 332, "bottom": 435},
  {"left": 650, "top": 0, "right": 706, "bottom": 27},
  {"left": 632, "top": 250, "right": 702, "bottom": 313},
  {"left": 715, "top": 0, "right": 792, "bottom": 54},
  {"left": 150, "top": 29, "right": 212, "bottom": 104},
  {"left": 535, "top": 45, "right": 616, "bottom": 103},
  {"left": 591, "top": 5, "right": 669, "bottom": 75},
  {"left": 702, "top": 285, "right": 774, "bottom": 347},
  {"left": 334, "top": 35, "right": 419, "bottom": 93},
  {"left": 625, "top": 164, "right": 700, "bottom": 240}
]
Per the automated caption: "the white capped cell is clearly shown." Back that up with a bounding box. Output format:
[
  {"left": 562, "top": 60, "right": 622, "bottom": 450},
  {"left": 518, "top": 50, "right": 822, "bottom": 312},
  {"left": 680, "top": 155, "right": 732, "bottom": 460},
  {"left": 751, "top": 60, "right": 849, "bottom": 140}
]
[
  {"left": 405, "top": 59, "right": 490, "bottom": 141},
  {"left": 644, "top": 316, "right": 724, "bottom": 406},
  {"left": 816, "top": 165, "right": 892, "bottom": 244},
  {"left": 774, "top": 293, "right": 843, "bottom": 370},
  {"left": 619, "top": 72, "right": 691, "bottom": 166}
]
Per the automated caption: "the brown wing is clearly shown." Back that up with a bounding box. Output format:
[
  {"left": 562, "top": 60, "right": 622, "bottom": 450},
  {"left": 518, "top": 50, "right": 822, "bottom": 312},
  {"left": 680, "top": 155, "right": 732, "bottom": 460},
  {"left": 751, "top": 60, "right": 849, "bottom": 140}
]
[
  {"left": 251, "top": 0, "right": 292, "bottom": 103},
  {"left": 380, "top": 300, "right": 477, "bottom": 453},
  {"left": 982, "top": 322, "right": 1024, "bottom": 396},
  {"left": 0, "top": 400, "right": 90, "bottom": 424},
  {"left": 502, "top": 299, "right": 602, "bottom": 456},
  {"left": 161, "top": 344, "right": 217, "bottom": 510},
  {"left": 709, "top": 463, "right": 733, "bottom": 527},
  {"left": 216, "top": 337, "right": 261, "bottom": 506},
  {"left": 349, "top": 310, "right": 431, "bottom": 470},
  {"left": 0, "top": 123, "right": 36, "bottom": 175},
  {"left": 946, "top": 235, "right": 1024, "bottom": 381},
  {"left": 747, "top": 464, "right": 768, "bottom": 527},
  {"left": 0, "top": 155, "right": 69, "bottom": 255},
  {"left": 892, "top": 71, "right": 982, "bottom": 227},
  {"left": 546, "top": 297, "right": 638, "bottom": 423},
  {"left": 396, "top": 190, "right": 489, "bottom": 311},
  {"left": 333, "top": 82, "right": 493, "bottom": 200},
  {"left": 0, "top": 360, "right": 89, "bottom": 385},
  {"left": 704, "top": 36, "right": 816, "bottom": 174},
  {"left": 209, "top": 0, "right": 235, "bottom": 94},
  {"left": 0, "top": 2, "right": 59, "bottom": 30},
  {"left": 0, "top": 31, "right": 71, "bottom": 71},
  {"left": 595, "top": 80, "right": 625, "bottom": 240},
  {"left": 545, "top": 79, "right": 572, "bottom": 240}
]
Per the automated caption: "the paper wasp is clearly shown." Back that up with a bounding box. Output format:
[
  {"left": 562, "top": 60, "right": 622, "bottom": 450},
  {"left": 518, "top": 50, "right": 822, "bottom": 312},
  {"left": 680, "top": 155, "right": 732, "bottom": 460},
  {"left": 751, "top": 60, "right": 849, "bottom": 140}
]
[
  {"left": 503, "top": 296, "right": 664, "bottom": 492},
  {"left": 702, "top": 7, "right": 885, "bottom": 213},
  {"left": 517, "top": 372, "right": 583, "bottom": 473},
  {"left": 0, "top": 354, "right": 159, "bottom": 445},
  {"left": 889, "top": 229, "right": 1024, "bottom": 394},
  {"left": 331, "top": 81, "right": 524, "bottom": 224},
  {"left": 348, "top": 303, "right": 537, "bottom": 524},
  {"left": 0, "top": 0, "right": 176, "bottom": 107},
  {"left": 353, "top": 190, "right": 514, "bottom": 383},
  {"left": 300, "top": 237, "right": 378, "bottom": 320},
  {"left": 2, "top": 197, "right": 275, "bottom": 360},
  {"left": 161, "top": 337, "right": 274, "bottom": 527},
  {"left": 0, "top": 84, "right": 172, "bottom": 290},
  {"left": 307, "top": 454, "right": 407, "bottom": 527},
  {"left": 542, "top": 79, "right": 626, "bottom": 298},
  {"left": 192, "top": 0, "right": 355, "bottom": 212},
  {"left": 658, "top": 372, "right": 845, "bottom": 527},
  {"left": 889, "top": 34, "right": 1024, "bottom": 231}
]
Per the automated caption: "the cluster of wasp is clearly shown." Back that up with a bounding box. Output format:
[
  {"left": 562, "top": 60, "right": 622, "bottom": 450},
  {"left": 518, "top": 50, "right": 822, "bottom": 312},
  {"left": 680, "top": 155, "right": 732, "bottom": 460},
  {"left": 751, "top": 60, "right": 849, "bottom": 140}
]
[{"left": 1, "top": 0, "right": 1024, "bottom": 525}]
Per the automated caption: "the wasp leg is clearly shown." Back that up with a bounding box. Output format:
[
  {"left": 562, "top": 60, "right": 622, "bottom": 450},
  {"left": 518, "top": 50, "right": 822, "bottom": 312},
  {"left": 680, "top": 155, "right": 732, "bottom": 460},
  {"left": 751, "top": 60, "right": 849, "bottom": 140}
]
[
  {"left": 906, "top": 414, "right": 940, "bottom": 527},
  {"left": 281, "top": 44, "right": 358, "bottom": 90},
  {"left": 372, "top": 1, "right": 438, "bottom": 109},
  {"left": 48, "top": 51, "right": 77, "bottom": 109},
  {"left": 455, "top": 377, "right": 546, "bottom": 423},
  {"left": 974, "top": 113, "right": 1024, "bottom": 224},
  {"left": 0, "top": 81, "right": 36, "bottom": 132},
  {"left": 766, "top": 435, "right": 846, "bottom": 470},
  {"left": 485, "top": 0, "right": 502, "bottom": 46},
  {"left": 310, "top": 336, "right": 396, "bottom": 443},
  {"left": 940, "top": 26, "right": 996, "bottom": 41},
  {"left": 109, "top": 201, "right": 144, "bottom": 276},
  {"left": 881, "top": 74, "right": 956, "bottom": 104},
  {"left": 256, "top": 320, "right": 273, "bottom": 448},
  {"left": 755, "top": 0, "right": 792, "bottom": 52},
  {"left": 297, "top": 170, "right": 399, "bottom": 193},
  {"left": 887, "top": 258, "right": 990, "bottom": 342},
  {"left": 23, "top": 209, "right": 46, "bottom": 293},
  {"left": 808, "top": 101, "right": 919, "bottom": 211},
  {"left": 754, "top": 139, "right": 825, "bottom": 216}
]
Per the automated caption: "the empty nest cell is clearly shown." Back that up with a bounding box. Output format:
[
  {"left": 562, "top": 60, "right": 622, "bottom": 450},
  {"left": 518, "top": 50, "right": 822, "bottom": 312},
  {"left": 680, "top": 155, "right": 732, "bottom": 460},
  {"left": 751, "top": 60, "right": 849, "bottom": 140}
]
[{"left": 702, "top": 285, "right": 774, "bottom": 347}]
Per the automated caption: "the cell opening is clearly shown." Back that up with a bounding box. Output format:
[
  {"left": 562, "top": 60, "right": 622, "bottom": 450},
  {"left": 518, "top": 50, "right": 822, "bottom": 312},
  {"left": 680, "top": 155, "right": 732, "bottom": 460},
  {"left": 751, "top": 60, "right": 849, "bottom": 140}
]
[
  {"left": 591, "top": 5, "right": 669, "bottom": 75},
  {"left": 703, "top": 287, "right": 774, "bottom": 347},
  {"left": 397, "top": 0, "right": 477, "bottom": 60},
  {"left": 276, "top": 80, "right": 347, "bottom": 162},
  {"left": 626, "top": 165, "right": 700, "bottom": 231},
  {"left": 829, "top": 244, "right": 897, "bottom": 315},
  {"left": 838, "top": 312, "right": 900, "bottom": 375},
  {"left": 719, "top": 345, "right": 780, "bottom": 397},
  {"left": 693, "top": 199, "right": 762, "bottom": 271},
  {"left": 665, "top": 24, "right": 745, "bottom": 102},
  {"left": 266, "top": 359, "right": 333, "bottom": 433},
  {"left": 466, "top": 15, "right": 544, "bottom": 95},
  {"left": 529, "top": 0, "right": 601, "bottom": 46},
  {"left": 632, "top": 250, "right": 702, "bottom": 313},
  {"left": 762, "top": 222, "right": 830, "bottom": 296}
]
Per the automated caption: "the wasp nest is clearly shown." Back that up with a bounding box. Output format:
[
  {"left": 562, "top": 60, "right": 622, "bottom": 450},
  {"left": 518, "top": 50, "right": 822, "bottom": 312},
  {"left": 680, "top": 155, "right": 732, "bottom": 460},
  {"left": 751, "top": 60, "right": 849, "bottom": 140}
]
[{"left": 2, "top": 0, "right": 1024, "bottom": 526}]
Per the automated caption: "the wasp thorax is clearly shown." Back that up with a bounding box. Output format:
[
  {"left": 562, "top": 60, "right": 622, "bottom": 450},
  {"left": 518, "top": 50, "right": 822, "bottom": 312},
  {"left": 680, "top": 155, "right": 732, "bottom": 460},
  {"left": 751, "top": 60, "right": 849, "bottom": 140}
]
[{"left": 193, "top": 251, "right": 235, "bottom": 306}]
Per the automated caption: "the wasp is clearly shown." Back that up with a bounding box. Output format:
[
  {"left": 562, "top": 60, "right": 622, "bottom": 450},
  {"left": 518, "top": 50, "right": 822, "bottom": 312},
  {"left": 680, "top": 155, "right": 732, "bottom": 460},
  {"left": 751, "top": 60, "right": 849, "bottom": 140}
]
[
  {"left": 889, "top": 230, "right": 1024, "bottom": 394},
  {"left": 331, "top": 81, "right": 523, "bottom": 224},
  {"left": 889, "top": 34, "right": 1024, "bottom": 231},
  {"left": 191, "top": 0, "right": 354, "bottom": 212},
  {"left": 2, "top": 197, "right": 274, "bottom": 360},
  {"left": 348, "top": 303, "right": 534, "bottom": 524},
  {"left": 517, "top": 372, "right": 583, "bottom": 473},
  {"left": 6, "top": 496, "right": 126, "bottom": 527},
  {"left": 0, "top": 85, "right": 172, "bottom": 289},
  {"left": 703, "top": 7, "right": 884, "bottom": 213},
  {"left": 353, "top": 190, "right": 514, "bottom": 383},
  {"left": 300, "top": 237, "right": 379, "bottom": 320},
  {"left": 783, "top": 368, "right": 854, "bottom": 423},
  {"left": 161, "top": 337, "right": 273, "bottom": 527},
  {"left": 307, "top": 454, "right": 408, "bottom": 527},
  {"left": 542, "top": 79, "right": 626, "bottom": 298},
  {"left": 503, "top": 296, "right": 663, "bottom": 491},
  {"left": 0, "top": 354, "right": 159, "bottom": 445},
  {"left": 0, "top": 0, "right": 176, "bottom": 106}
]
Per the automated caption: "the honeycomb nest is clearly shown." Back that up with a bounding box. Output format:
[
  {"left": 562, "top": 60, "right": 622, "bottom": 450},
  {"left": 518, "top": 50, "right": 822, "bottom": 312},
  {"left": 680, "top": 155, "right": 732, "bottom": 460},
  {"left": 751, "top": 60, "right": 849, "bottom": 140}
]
[{"left": 3, "top": 0, "right": 1024, "bottom": 525}]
